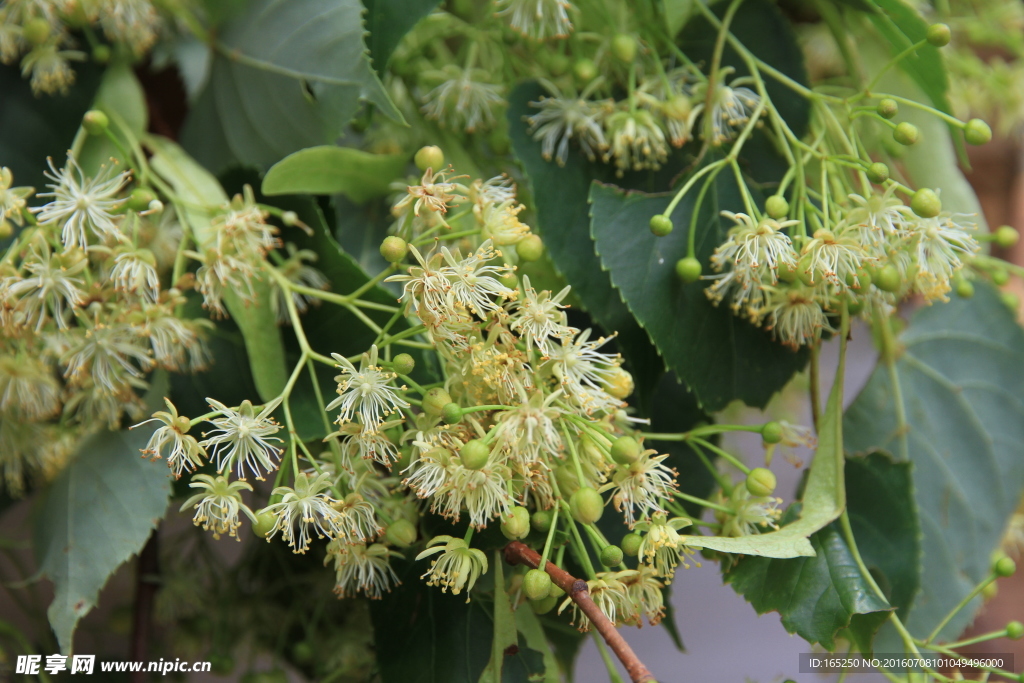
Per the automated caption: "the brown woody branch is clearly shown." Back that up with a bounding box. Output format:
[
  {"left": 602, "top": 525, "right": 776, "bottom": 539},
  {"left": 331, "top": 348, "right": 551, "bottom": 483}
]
[{"left": 503, "top": 541, "right": 657, "bottom": 683}]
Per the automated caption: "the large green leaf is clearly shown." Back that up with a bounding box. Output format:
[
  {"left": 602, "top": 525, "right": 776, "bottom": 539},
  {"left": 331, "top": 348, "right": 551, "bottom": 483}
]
[
  {"left": 588, "top": 180, "right": 808, "bottom": 411},
  {"left": 145, "top": 135, "right": 289, "bottom": 402},
  {"left": 844, "top": 282, "right": 1024, "bottom": 642},
  {"left": 34, "top": 429, "right": 172, "bottom": 653},
  {"left": 262, "top": 146, "right": 407, "bottom": 202},
  {"left": 363, "top": 0, "right": 440, "bottom": 68},
  {"left": 77, "top": 62, "right": 148, "bottom": 175},
  {"left": 180, "top": 0, "right": 403, "bottom": 173}
]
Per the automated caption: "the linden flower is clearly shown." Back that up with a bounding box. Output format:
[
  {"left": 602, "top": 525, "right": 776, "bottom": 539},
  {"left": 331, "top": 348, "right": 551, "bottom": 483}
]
[
  {"left": 330, "top": 492, "right": 382, "bottom": 544},
  {"left": 133, "top": 398, "right": 206, "bottom": 479},
  {"left": 110, "top": 247, "right": 160, "bottom": 303},
  {"left": 200, "top": 398, "right": 284, "bottom": 480},
  {"left": 61, "top": 322, "right": 154, "bottom": 392},
  {"left": 393, "top": 167, "right": 469, "bottom": 218},
  {"left": 264, "top": 472, "right": 343, "bottom": 553},
  {"left": 439, "top": 240, "right": 516, "bottom": 316},
  {"left": 212, "top": 185, "right": 280, "bottom": 259},
  {"left": 707, "top": 213, "right": 799, "bottom": 318},
  {"left": 35, "top": 156, "right": 129, "bottom": 249},
  {"left": 602, "top": 450, "right": 678, "bottom": 527},
  {"left": 194, "top": 249, "right": 260, "bottom": 316},
  {"left": 546, "top": 328, "right": 622, "bottom": 413},
  {"left": 388, "top": 244, "right": 455, "bottom": 326},
  {"left": 496, "top": 0, "right": 575, "bottom": 39},
  {"left": 471, "top": 175, "right": 518, "bottom": 209},
  {"left": 492, "top": 390, "right": 564, "bottom": 464},
  {"left": 603, "top": 108, "right": 670, "bottom": 174},
  {"left": 0, "top": 167, "right": 33, "bottom": 225},
  {"left": 633, "top": 513, "right": 695, "bottom": 580},
  {"left": 331, "top": 421, "right": 401, "bottom": 469},
  {"left": 4, "top": 244, "right": 86, "bottom": 331},
  {"left": 707, "top": 76, "right": 761, "bottom": 145},
  {"left": 764, "top": 287, "right": 833, "bottom": 348},
  {"left": 20, "top": 43, "right": 83, "bottom": 95},
  {"left": 180, "top": 474, "right": 254, "bottom": 540},
  {"left": 326, "top": 541, "right": 400, "bottom": 599},
  {"left": 137, "top": 311, "right": 212, "bottom": 373},
  {"left": 843, "top": 186, "right": 913, "bottom": 248},
  {"left": 433, "top": 463, "right": 513, "bottom": 528},
  {"left": 799, "top": 228, "right": 867, "bottom": 287},
  {"left": 527, "top": 93, "right": 608, "bottom": 165},
  {"left": 416, "top": 536, "right": 489, "bottom": 601},
  {"left": 479, "top": 201, "right": 530, "bottom": 246},
  {"left": 403, "top": 442, "right": 454, "bottom": 499},
  {"left": 625, "top": 565, "right": 667, "bottom": 625},
  {"left": 908, "top": 213, "right": 980, "bottom": 300},
  {"left": 507, "top": 276, "right": 575, "bottom": 354},
  {"left": 0, "top": 353, "right": 61, "bottom": 420},
  {"left": 723, "top": 486, "right": 783, "bottom": 537},
  {"left": 327, "top": 345, "right": 409, "bottom": 431},
  {"left": 559, "top": 571, "right": 640, "bottom": 629},
  {"left": 98, "top": 0, "right": 162, "bottom": 56},
  {"left": 421, "top": 65, "right": 505, "bottom": 133}
]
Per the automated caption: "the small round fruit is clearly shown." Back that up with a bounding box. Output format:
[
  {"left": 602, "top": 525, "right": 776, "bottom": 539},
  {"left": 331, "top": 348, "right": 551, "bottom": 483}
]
[
  {"left": 252, "top": 510, "right": 277, "bottom": 538},
  {"left": 531, "top": 594, "right": 558, "bottom": 614},
  {"left": 422, "top": 387, "right": 452, "bottom": 416},
  {"left": 621, "top": 532, "right": 642, "bottom": 557},
  {"left": 610, "top": 435, "right": 642, "bottom": 465},
  {"left": 910, "top": 188, "right": 941, "bottom": 218},
  {"left": 955, "top": 278, "right": 974, "bottom": 298},
  {"left": 1007, "top": 620, "right": 1024, "bottom": 640},
  {"left": 994, "top": 556, "right": 1017, "bottom": 578},
  {"left": 385, "top": 518, "right": 417, "bottom": 547},
  {"left": 649, "top": 214, "right": 674, "bottom": 236},
  {"left": 569, "top": 486, "right": 604, "bottom": 524},
  {"left": 675, "top": 257, "right": 702, "bottom": 283},
  {"left": 282, "top": 211, "right": 299, "bottom": 226},
  {"left": 761, "top": 421, "right": 784, "bottom": 444},
  {"left": 876, "top": 98, "right": 898, "bottom": 119},
  {"left": 501, "top": 506, "right": 531, "bottom": 540},
  {"left": 867, "top": 162, "right": 890, "bottom": 184},
  {"left": 414, "top": 145, "right": 444, "bottom": 171},
  {"left": 964, "top": 118, "right": 992, "bottom": 146},
  {"left": 992, "top": 268, "right": 1010, "bottom": 286},
  {"left": 460, "top": 439, "right": 490, "bottom": 470},
  {"left": 573, "top": 58, "right": 598, "bottom": 83},
  {"left": 380, "top": 235, "right": 409, "bottom": 263},
  {"left": 523, "top": 568, "right": 553, "bottom": 600},
  {"left": 127, "top": 188, "right": 156, "bottom": 212},
  {"left": 600, "top": 544, "right": 624, "bottom": 567},
  {"left": 517, "top": 234, "right": 544, "bottom": 261},
  {"left": 82, "top": 110, "right": 109, "bottom": 136},
  {"left": 926, "top": 23, "right": 951, "bottom": 47},
  {"left": 893, "top": 122, "right": 919, "bottom": 146},
  {"left": 441, "top": 402, "right": 463, "bottom": 425},
  {"left": 873, "top": 263, "right": 902, "bottom": 292},
  {"left": 765, "top": 195, "right": 789, "bottom": 219},
  {"left": 995, "top": 225, "right": 1020, "bottom": 248},
  {"left": 746, "top": 467, "right": 777, "bottom": 497},
  {"left": 23, "top": 17, "right": 51, "bottom": 45},
  {"left": 531, "top": 509, "right": 553, "bottom": 532},
  {"left": 391, "top": 353, "right": 415, "bottom": 375},
  {"left": 611, "top": 34, "right": 638, "bottom": 63}
]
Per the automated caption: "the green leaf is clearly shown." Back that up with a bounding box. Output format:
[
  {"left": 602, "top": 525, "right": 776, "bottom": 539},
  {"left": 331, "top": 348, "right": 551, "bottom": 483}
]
[
  {"left": 844, "top": 281, "right": 1024, "bottom": 642},
  {"left": 479, "top": 553, "right": 517, "bottom": 683},
  {"left": 34, "top": 429, "right": 172, "bottom": 654},
  {"left": 77, "top": 62, "right": 148, "bottom": 175},
  {"left": 262, "top": 146, "right": 407, "bottom": 202},
  {"left": 180, "top": 0, "right": 403, "bottom": 173},
  {"left": 145, "top": 135, "right": 289, "bottom": 402},
  {"left": 588, "top": 180, "right": 808, "bottom": 411},
  {"left": 663, "top": 0, "right": 696, "bottom": 36},
  {"left": 363, "top": 0, "right": 441, "bottom": 68},
  {"left": 514, "top": 607, "right": 560, "bottom": 683}
]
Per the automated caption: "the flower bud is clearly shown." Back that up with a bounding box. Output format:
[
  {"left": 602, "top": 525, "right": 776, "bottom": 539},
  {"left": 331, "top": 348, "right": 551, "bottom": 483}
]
[
  {"left": 926, "top": 23, "right": 951, "bottom": 47},
  {"left": 765, "top": 195, "right": 789, "bottom": 219},
  {"left": 761, "top": 421, "right": 784, "bottom": 444},
  {"left": 148, "top": 199, "right": 164, "bottom": 214},
  {"left": 1007, "top": 621, "right": 1024, "bottom": 640},
  {"left": 23, "top": 18, "right": 51, "bottom": 46},
  {"left": 994, "top": 556, "right": 1017, "bottom": 578},
  {"left": 573, "top": 58, "right": 598, "bottom": 83},
  {"left": 746, "top": 467, "right": 777, "bottom": 497},
  {"left": 649, "top": 214, "right": 674, "bottom": 236},
  {"left": 867, "top": 162, "right": 890, "bottom": 184},
  {"left": 599, "top": 544, "right": 624, "bottom": 567},
  {"left": 385, "top": 518, "right": 418, "bottom": 547},
  {"left": 611, "top": 34, "right": 638, "bottom": 63},
  {"left": 422, "top": 387, "right": 452, "bottom": 416},
  {"left": 460, "top": 439, "right": 490, "bottom": 470},
  {"left": 92, "top": 44, "right": 111, "bottom": 63},
  {"left": 621, "top": 532, "right": 642, "bottom": 557},
  {"left": 531, "top": 594, "right": 557, "bottom": 614},
  {"left": 893, "top": 122, "right": 919, "bottom": 146},
  {"left": 675, "top": 256, "right": 702, "bottom": 283},
  {"left": 380, "top": 235, "right": 409, "bottom": 263},
  {"left": 82, "top": 110, "right": 110, "bottom": 136},
  {"left": 282, "top": 210, "right": 299, "bottom": 226},
  {"left": 995, "top": 225, "right": 1019, "bottom": 248},
  {"left": 0, "top": 221, "right": 13, "bottom": 239},
  {"left": 414, "top": 145, "right": 445, "bottom": 172},
  {"left": 516, "top": 234, "right": 544, "bottom": 261},
  {"left": 876, "top": 98, "right": 898, "bottom": 119},
  {"left": 1002, "top": 291, "right": 1020, "bottom": 311},
  {"left": 992, "top": 268, "right": 1009, "bottom": 286},
  {"left": 441, "top": 402, "right": 463, "bottom": 425},
  {"left": 391, "top": 353, "right": 416, "bottom": 375},
  {"left": 910, "top": 188, "right": 941, "bottom": 218},
  {"left": 569, "top": 486, "right": 604, "bottom": 524},
  {"left": 500, "top": 506, "right": 531, "bottom": 540},
  {"left": 964, "top": 119, "right": 992, "bottom": 146},
  {"left": 604, "top": 368, "right": 634, "bottom": 399},
  {"left": 873, "top": 263, "right": 901, "bottom": 293},
  {"left": 127, "top": 187, "right": 156, "bottom": 212},
  {"left": 610, "top": 435, "right": 642, "bottom": 465},
  {"left": 524, "top": 569, "right": 553, "bottom": 601},
  {"left": 252, "top": 510, "right": 277, "bottom": 538},
  {"left": 955, "top": 278, "right": 974, "bottom": 298},
  {"left": 531, "top": 509, "right": 553, "bottom": 533}
]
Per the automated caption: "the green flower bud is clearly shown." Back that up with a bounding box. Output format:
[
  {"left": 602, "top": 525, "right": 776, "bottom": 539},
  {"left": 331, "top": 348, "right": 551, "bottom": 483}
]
[
  {"left": 876, "top": 98, "right": 899, "bottom": 120},
  {"left": 761, "top": 421, "right": 784, "bottom": 444},
  {"left": 955, "top": 278, "right": 974, "bottom": 298},
  {"left": 611, "top": 34, "right": 638, "bottom": 63},
  {"left": 992, "top": 268, "right": 1009, "bottom": 286},
  {"left": 531, "top": 509, "right": 553, "bottom": 532},
  {"left": 621, "top": 532, "right": 642, "bottom": 557},
  {"left": 414, "top": 145, "right": 445, "bottom": 171},
  {"left": 765, "top": 195, "right": 789, "bottom": 219},
  {"left": 910, "top": 188, "right": 941, "bottom": 218},
  {"left": 994, "top": 556, "right": 1017, "bottom": 578},
  {"left": 531, "top": 594, "right": 558, "bottom": 614},
  {"left": 0, "top": 221, "right": 14, "bottom": 239},
  {"left": 995, "top": 225, "right": 1020, "bottom": 248},
  {"left": 893, "top": 122, "right": 919, "bottom": 146},
  {"left": 281, "top": 210, "right": 299, "bottom": 226},
  {"left": 964, "top": 118, "right": 992, "bottom": 146},
  {"left": 873, "top": 263, "right": 902, "bottom": 293},
  {"left": 926, "top": 23, "right": 951, "bottom": 47},
  {"left": 23, "top": 18, "right": 51, "bottom": 46},
  {"left": 460, "top": 439, "right": 490, "bottom": 470},
  {"left": 1003, "top": 291, "right": 1020, "bottom": 311},
  {"left": 867, "top": 162, "right": 890, "bottom": 184},
  {"left": 573, "top": 58, "right": 598, "bottom": 83},
  {"left": 569, "top": 486, "right": 604, "bottom": 524},
  {"left": 524, "top": 568, "right": 553, "bottom": 600},
  {"left": 610, "top": 435, "right": 642, "bottom": 465},
  {"left": 548, "top": 582, "right": 565, "bottom": 598},
  {"left": 391, "top": 353, "right": 415, "bottom": 375},
  {"left": 649, "top": 214, "right": 674, "bottom": 236},
  {"left": 127, "top": 188, "right": 156, "bottom": 212},
  {"left": 548, "top": 53, "right": 570, "bottom": 76},
  {"left": 600, "top": 544, "right": 624, "bottom": 567},
  {"left": 441, "top": 402, "right": 463, "bottom": 425},
  {"left": 501, "top": 506, "right": 531, "bottom": 540},
  {"left": 675, "top": 257, "right": 702, "bottom": 283},
  {"left": 777, "top": 260, "right": 798, "bottom": 283},
  {"left": 385, "top": 518, "right": 417, "bottom": 547},
  {"left": 82, "top": 110, "right": 110, "bottom": 136},
  {"left": 422, "top": 387, "right": 452, "bottom": 416},
  {"left": 1007, "top": 621, "right": 1024, "bottom": 640},
  {"left": 746, "top": 467, "right": 777, "bottom": 497},
  {"left": 252, "top": 510, "right": 277, "bottom": 538},
  {"left": 380, "top": 235, "right": 409, "bottom": 263},
  {"left": 516, "top": 234, "right": 544, "bottom": 261},
  {"left": 92, "top": 44, "right": 111, "bottom": 63}
]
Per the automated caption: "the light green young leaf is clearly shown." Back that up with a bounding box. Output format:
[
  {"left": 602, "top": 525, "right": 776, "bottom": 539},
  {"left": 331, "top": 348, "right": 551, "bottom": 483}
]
[
  {"left": 478, "top": 553, "right": 518, "bottom": 683},
  {"left": 34, "top": 428, "right": 171, "bottom": 654},
  {"left": 145, "top": 135, "right": 289, "bottom": 402},
  {"left": 514, "top": 608, "right": 560, "bottom": 683},
  {"left": 262, "top": 146, "right": 407, "bottom": 202},
  {"left": 77, "top": 62, "right": 147, "bottom": 175}
]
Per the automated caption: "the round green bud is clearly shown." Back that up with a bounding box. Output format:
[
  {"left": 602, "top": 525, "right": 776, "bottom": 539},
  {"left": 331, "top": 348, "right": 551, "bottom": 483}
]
[
  {"left": 127, "top": 187, "right": 156, "bottom": 212},
  {"left": 548, "top": 582, "right": 565, "bottom": 598},
  {"left": 983, "top": 580, "right": 998, "bottom": 601},
  {"left": 621, "top": 532, "right": 642, "bottom": 557},
  {"left": 600, "top": 544, "right": 624, "bottom": 567},
  {"left": 867, "top": 162, "right": 890, "bottom": 184},
  {"left": 746, "top": 467, "right": 777, "bottom": 497},
  {"left": 910, "top": 188, "right": 941, "bottom": 218},
  {"left": 380, "top": 235, "right": 409, "bottom": 263},
  {"left": 516, "top": 234, "right": 544, "bottom": 261},
  {"left": 847, "top": 296, "right": 866, "bottom": 316},
  {"left": 761, "top": 421, "right": 784, "bottom": 444},
  {"left": 569, "top": 486, "right": 604, "bottom": 524},
  {"left": 955, "top": 278, "right": 974, "bottom": 298},
  {"left": 385, "top": 518, "right": 417, "bottom": 547},
  {"left": 92, "top": 44, "right": 111, "bottom": 63},
  {"left": 391, "top": 353, "right": 415, "bottom": 375},
  {"left": 0, "top": 221, "right": 13, "bottom": 239},
  {"left": 610, "top": 435, "right": 642, "bottom": 465},
  {"left": 873, "top": 263, "right": 902, "bottom": 293},
  {"left": 765, "top": 195, "right": 789, "bottom": 219},
  {"left": 675, "top": 257, "right": 702, "bottom": 284},
  {"left": 422, "top": 387, "right": 453, "bottom": 416},
  {"left": 252, "top": 510, "right": 277, "bottom": 538},
  {"left": 893, "top": 122, "right": 919, "bottom": 146},
  {"left": 500, "top": 506, "right": 531, "bottom": 540},
  {"left": 964, "top": 118, "right": 992, "bottom": 146},
  {"left": 414, "top": 145, "right": 445, "bottom": 171},
  {"left": 926, "top": 23, "right": 951, "bottom": 47},
  {"left": 148, "top": 199, "right": 164, "bottom": 214},
  {"left": 1007, "top": 620, "right": 1024, "bottom": 640},
  {"left": 992, "top": 268, "right": 1010, "bottom": 286},
  {"left": 876, "top": 98, "right": 899, "bottom": 119},
  {"left": 281, "top": 210, "right": 299, "bottom": 226},
  {"left": 531, "top": 594, "right": 558, "bottom": 614},
  {"left": 777, "top": 260, "right": 798, "bottom": 283},
  {"left": 649, "top": 214, "right": 674, "bottom": 236},
  {"left": 460, "top": 439, "right": 490, "bottom": 470},
  {"left": 995, "top": 225, "right": 1020, "bottom": 248},
  {"left": 523, "top": 568, "right": 553, "bottom": 600},
  {"left": 611, "top": 34, "right": 638, "bottom": 63},
  {"left": 1002, "top": 291, "right": 1020, "bottom": 311},
  {"left": 531, "top": 509, "right": 553, "bottom": 532},
  {"left": 548, "top": 53, "right": 570, "bottom": 76},
  {"left": 82, "top": 110, "right": 110, "bottom": 136},
  {"left": 441, "top": 402, "right": 463, "bottom": 425},
  {"left": 573, "top": 58, "right": 598, "bottom": 83},
  {"left": 994, "top": 556, "right": 1017, "bottom": 578},
  {"left": 23, "top": 18, "right": 51, "bottom": 46}
]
